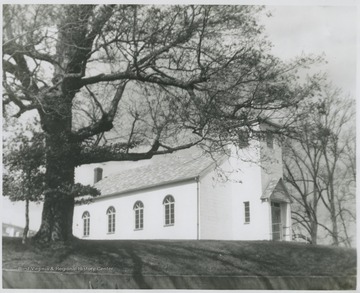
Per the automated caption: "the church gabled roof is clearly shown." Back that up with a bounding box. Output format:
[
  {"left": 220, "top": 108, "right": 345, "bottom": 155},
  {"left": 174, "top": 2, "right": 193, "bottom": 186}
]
[
  {"left": 261, "top": 178, "right": 292, "bottom": 203},
  {"left": 93, "top": 147, "right": 226, "bottom": 197}
]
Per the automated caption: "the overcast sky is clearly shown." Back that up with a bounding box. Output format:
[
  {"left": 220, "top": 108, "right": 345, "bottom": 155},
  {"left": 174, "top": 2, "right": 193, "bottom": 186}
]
[{"left": 262, "top": 5, "right": 357, "bottom": 97}]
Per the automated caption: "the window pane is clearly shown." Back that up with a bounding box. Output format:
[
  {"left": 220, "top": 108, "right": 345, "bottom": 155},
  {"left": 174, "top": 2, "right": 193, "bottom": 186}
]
[
  {"left": 108, "top": 214, "right": 115, "bottom": 233},
  {"left": 113, "top": 215, "right": 115, "bottom": 232},
  {"left": 244, "top": 202, "right": 250, "bottom": 223},
  {"left": 83, "top": 218, "right": 90, "bottom": 236},
  {"left": 266, "top": 133, "right": 274, "bottom": 148},
  {"left": 135, "top": 210, "right": 139, "bottom": 229},
  {"left": 140, "top": 210, "right": 143, "bottom": 228}
]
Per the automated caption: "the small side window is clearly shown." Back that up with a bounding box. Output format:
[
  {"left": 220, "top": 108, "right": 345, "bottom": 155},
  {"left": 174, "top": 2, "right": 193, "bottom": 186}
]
[
  {"left": 244, "top": 202, "right": 250, "bottom": 224},
  {"left": 266, "top": 132, "right": 274, "bottom": 149}
]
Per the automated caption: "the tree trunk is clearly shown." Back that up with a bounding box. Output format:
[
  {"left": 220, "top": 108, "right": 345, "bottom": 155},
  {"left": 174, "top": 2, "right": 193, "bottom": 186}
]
[
  {"left": 330, "top": 205, "right": 339, "bottom": 246},
  {"left": 34, "top": 96, "right": 78, "bottom": 243},
  {"left": 310, "top": 221, "right": 318, "bottom": 245},
  {"left": 35, "top": 192, "right": 75, "bottom": 242},
  {"left": 329, "top": 181, "right": 339, "bottom": 246},
  {"left": 34, "top": 136, "right": 77, "bottom": 242},
  {"left": 22, "top": 198, "right": 29, "bottom": 244},
  {"left": 310, "top": 186, "right": 319, "bottom": 245}
]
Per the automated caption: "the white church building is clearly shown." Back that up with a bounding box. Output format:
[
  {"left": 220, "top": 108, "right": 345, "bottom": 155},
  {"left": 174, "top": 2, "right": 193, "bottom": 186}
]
[{"left": 73, "top": 124, "right": 292, "bottom": 241}]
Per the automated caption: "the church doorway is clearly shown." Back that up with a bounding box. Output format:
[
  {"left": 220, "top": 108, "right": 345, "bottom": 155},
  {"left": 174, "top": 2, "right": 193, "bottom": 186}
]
[{"left": 271, "top": 202, "right": 282, "bottom": 241}]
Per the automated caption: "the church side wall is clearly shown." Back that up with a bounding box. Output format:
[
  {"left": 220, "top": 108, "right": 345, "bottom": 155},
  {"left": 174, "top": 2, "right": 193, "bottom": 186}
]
[
  {"left": 73, "top": 181, "right": 198, "bottom": 240},
  {"left": 199, "top": 162, "right": 233, "bottom": 240}
]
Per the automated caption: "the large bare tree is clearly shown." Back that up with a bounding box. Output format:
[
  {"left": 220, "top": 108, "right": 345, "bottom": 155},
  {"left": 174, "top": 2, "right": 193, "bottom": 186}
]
[{"left": 3, "top": 5, "right": 320, "bottom": 243}]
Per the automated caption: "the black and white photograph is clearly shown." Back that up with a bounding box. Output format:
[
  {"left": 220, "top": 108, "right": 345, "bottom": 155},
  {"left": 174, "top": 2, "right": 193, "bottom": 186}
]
[{"left": 2, "top": 0, "right": 357, "bottom": 290}]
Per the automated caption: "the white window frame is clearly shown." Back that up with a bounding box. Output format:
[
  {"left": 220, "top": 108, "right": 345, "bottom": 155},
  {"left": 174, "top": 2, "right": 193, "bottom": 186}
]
[
  {"left": 106, "top": 206, "right": 116, "bottom": 234},
  {"left": 134, "top": 201, "right": 144, "bottom": 230},
  {"left": 163, "top": 195, "right": 175, "bottom": 226},
  {"left": 82, "top": 211, "right": 90, "bottom": 236}
]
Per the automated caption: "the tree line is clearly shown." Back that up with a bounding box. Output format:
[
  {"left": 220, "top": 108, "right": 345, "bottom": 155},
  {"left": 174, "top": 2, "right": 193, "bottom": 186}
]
[{"left": 283, "top": 85, "right": 355, "bottom": 247}]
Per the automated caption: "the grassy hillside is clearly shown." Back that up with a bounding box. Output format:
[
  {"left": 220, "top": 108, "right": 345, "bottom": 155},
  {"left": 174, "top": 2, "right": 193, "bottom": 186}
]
[{"left": 2, "top": 237, "right": 356, "bottom": 277}]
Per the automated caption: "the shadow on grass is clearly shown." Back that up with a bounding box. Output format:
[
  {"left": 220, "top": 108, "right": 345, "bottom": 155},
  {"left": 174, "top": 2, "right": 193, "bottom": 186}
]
[
  {"left": 122, "top": 243, "right": 151, "bottom": 289},
  {"left": 85, "top": 241, "right": 284, "bottom": 289},
  {"left": 2, "top": 237, "right": 357, "bottom": 289}
]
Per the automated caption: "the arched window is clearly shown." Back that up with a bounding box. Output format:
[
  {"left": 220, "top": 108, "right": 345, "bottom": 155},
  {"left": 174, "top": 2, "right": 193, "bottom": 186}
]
[
  {"left": 106, "top": 206, "right": 116, "bottom": 233},
  {"left": 82, "top": 211, "right": 90, "bottom": 236},
  {"left": 163, "top": 195, "right": 175, "bottom": 226},
  {"left": 133, "top": 201, "right": 144, "bottom": 230}
]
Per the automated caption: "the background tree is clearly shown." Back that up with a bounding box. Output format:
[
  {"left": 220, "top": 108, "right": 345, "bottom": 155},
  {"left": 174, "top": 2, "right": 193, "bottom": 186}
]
[
  {"left": 283, "top": 128, "right": 323, "bottom": 244},
  {"left": 283, "top": 85, "right": 356, "bottom": 246},
  {"left": 316, "top": 88, "right": 356, "bottom": 246},
  {"left": 3, "top": 129, "right": 45, "bottom": 244},
  {"left": 3, "top": 122, "right": 101, "bottom": 243},
  {"left": 3, "top": 4, "right": 321, "bottom": 243}
]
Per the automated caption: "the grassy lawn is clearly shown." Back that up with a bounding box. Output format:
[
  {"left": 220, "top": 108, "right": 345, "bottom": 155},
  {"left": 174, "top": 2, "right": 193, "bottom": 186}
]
[{"left": 2, "top": 237, "right": 356, "bottom": 277}]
